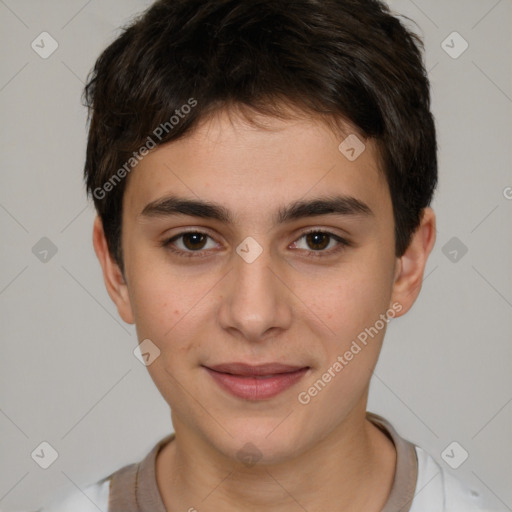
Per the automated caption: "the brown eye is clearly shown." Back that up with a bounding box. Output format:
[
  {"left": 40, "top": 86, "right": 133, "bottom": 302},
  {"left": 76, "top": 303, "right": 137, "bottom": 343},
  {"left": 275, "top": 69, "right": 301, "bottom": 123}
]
[
  {"left": 182, "top": 232, "right": 208, "bottom": 250},
  {"left": 289, "top": 230, "right": 349, "bottom": 257},
  {"left": 162, "top": 231, "right": 219, "bottom": 257},
  {"left": 305, "top": 232, "right": 331, "bottom": 250}
]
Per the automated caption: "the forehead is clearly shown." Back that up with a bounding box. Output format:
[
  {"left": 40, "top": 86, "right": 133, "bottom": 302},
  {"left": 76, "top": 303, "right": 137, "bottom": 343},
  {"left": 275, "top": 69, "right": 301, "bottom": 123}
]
[{"left": 122, "top": 108, "right": 391, "bottom": 223}]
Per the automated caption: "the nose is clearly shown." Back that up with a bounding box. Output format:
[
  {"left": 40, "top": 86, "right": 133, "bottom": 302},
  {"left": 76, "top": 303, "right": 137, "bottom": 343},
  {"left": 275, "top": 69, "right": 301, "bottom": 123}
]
[{"left": 217, "top": 245, "right": 293, "bottom": 343}]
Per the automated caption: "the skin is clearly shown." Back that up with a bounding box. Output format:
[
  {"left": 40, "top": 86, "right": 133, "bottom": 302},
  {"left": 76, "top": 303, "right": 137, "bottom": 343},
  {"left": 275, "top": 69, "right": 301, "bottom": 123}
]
[{"left": 93, "top": 106, "right": 436, "bottom": 512}]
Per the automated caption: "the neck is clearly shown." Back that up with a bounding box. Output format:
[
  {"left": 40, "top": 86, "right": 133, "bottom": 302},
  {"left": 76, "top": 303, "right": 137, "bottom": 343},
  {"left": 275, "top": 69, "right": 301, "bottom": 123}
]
[{"left": 156, "top": 405, "right": 396, "bottom": 512}]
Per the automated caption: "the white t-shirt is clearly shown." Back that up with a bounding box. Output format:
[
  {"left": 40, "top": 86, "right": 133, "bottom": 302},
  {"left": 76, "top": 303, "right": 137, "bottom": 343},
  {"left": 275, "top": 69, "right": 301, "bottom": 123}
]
[{"left": 36, "top": 413, "right": 506, "bottom": 511}]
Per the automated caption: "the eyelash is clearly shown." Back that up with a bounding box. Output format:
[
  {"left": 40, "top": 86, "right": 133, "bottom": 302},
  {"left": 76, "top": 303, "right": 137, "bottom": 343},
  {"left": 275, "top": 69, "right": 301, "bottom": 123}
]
[{"left": 160, "top": 229, "right": 351, "bottom": 259}]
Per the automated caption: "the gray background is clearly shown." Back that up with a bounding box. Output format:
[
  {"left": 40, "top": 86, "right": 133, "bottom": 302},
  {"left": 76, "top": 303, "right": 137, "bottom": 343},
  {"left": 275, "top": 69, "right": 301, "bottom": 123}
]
[{"left": 0, "top": 0, "right": 511, "bottom": 510}]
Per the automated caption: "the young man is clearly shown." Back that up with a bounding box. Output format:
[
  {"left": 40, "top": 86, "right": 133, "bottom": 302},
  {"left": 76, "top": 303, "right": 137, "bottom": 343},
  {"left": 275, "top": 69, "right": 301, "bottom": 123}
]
[{"left": 42, "top": 0, "right": 503, "bottom": 510}]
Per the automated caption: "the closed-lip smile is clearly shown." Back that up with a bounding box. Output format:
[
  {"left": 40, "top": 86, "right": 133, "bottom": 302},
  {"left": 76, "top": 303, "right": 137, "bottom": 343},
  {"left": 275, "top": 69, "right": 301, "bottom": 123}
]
[{"left": 203, "top": 362, "right": 310, "bottom": 400}]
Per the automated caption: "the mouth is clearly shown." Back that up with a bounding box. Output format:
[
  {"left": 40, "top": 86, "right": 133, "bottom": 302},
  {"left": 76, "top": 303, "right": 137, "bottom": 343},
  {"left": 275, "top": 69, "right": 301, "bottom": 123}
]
[{"left": 202, "top": 362, "right": 310, "bottom": 401}]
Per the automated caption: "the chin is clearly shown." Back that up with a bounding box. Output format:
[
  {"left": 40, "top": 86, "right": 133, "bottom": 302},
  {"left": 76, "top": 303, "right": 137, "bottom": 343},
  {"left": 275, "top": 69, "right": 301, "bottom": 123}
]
[{"left": 209, "top": 415, "right": 312, "bottom": 467}]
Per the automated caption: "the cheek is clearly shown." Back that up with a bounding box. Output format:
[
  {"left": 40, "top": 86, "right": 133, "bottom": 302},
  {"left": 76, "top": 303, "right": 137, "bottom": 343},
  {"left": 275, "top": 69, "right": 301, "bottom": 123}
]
[
  {"left": 127, "top": 262, "right": 217, "bottom": 371},
  {"left": 127, "top": 249, "right": 196, "bottom": 336},
  {"left": 296, "top": 271, "right": 393, "bottom": 423},
  {"left": 314, "top": 259, "right": 394, "bottom": 342},
  {"left": 128, "top": 272, "right": 207, "bottom": 401}
]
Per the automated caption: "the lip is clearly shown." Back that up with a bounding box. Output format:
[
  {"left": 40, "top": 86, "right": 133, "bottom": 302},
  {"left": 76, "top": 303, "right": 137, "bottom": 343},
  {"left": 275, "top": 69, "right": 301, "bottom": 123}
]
[{"left": 203, "top": 362, "right": 309, "bottom": 401}]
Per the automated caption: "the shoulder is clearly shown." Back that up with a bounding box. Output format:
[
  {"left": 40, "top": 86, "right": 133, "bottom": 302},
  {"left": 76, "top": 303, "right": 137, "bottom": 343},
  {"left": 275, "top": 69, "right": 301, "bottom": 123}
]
[
  {"left": 411, "top": 446, "right": 506, "bottom": 512},
  {"left": 39, "top": 478, "right": 110, "bottom": 512}
]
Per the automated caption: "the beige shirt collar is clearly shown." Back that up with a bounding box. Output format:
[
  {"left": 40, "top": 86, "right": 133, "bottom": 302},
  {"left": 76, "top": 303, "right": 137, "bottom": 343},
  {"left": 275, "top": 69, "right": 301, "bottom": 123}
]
[{"left": 109, "top": 411, "right": 418, "bottom": 512}]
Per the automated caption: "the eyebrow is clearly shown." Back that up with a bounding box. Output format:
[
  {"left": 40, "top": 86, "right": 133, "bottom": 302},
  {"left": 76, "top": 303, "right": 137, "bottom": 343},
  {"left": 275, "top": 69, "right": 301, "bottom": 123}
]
[{"left": 140, "top": 194, "right": 373, "bottom": 224}]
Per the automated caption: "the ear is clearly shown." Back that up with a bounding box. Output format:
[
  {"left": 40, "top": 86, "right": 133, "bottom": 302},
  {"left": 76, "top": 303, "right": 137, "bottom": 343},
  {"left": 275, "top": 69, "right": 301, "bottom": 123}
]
[
  {"left": 390, "top": 207, "right": 436, "bottom": 316},
  {"left": 92, "top": 215, "right": 135, "bottom": 324}
]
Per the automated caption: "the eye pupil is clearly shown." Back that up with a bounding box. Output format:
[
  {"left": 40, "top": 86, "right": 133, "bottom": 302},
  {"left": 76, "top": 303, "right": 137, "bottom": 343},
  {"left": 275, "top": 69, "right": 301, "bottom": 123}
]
[
  {"left": 306, "top": 232, "right": 329, "bottom": 250},
  {"left": 183, "top": 232, "right": 207, "bottom": 250}
]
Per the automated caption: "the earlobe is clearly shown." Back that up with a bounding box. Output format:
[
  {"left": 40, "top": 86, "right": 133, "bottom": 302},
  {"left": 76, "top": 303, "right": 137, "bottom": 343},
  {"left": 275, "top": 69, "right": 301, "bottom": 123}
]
[
  {"left": 92, "top": 216, "right": 135, "bottom": 324},
  {"left": 391, "top": 208, "right": 436, "bottom": 317}
]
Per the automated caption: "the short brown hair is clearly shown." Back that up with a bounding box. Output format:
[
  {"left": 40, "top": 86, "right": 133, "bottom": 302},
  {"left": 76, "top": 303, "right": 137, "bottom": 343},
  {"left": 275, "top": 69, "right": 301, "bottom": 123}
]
[{"left": 83, "top": 0, "right": 437, "bottom": 276}]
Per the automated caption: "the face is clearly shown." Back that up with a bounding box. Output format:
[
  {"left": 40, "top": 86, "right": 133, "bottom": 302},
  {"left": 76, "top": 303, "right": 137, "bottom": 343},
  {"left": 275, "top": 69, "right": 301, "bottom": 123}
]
[{"left": 94, "top": 108, "right": 433, "bottom": 465}]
